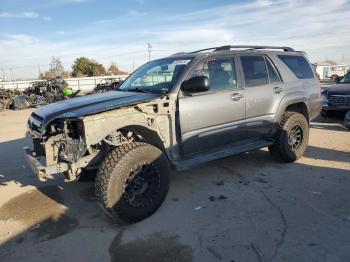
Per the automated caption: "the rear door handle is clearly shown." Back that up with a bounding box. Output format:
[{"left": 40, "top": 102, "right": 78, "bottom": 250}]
[
  {"left": 273, "top": 86, "right": 283, "bottom": 94},
  {"left": 231, "top": 93, "right": 243, "bottom": 101}
]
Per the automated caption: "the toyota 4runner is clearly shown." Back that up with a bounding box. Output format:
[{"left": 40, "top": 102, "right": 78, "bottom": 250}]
[{"left": 25, "top": 45, "right": 322, "bottom": 222}]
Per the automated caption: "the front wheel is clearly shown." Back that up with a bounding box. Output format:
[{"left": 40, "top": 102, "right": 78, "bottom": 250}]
[
  {"left": 269, "top": 112, "right": 309, "bottom": 162},
  {"left": 95, "top": 142, "right": 170, "bottom": 223}
]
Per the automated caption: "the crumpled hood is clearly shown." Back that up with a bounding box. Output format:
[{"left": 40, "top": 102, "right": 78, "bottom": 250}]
[
  {"left": 33, "top": 91, "right": 160, "bottom": 129},
  {"left": 324, "top": 83, "right": 350, "bottom": 96}
]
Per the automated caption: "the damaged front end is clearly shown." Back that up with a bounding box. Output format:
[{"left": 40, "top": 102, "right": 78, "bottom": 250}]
[{"left": 24, "top": 113, "right": 100, "bottom": 181}]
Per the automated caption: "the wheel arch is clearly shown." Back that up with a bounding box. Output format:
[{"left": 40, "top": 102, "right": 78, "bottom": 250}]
[
  {"left": 285, "top": 102, "right": 309, "bottom": 122},
  {"left": 275, "top": 93, "right": 310, "bottom": 124},
  {"left": 120, "top": 125, "right": 167, "bottom": 154}
]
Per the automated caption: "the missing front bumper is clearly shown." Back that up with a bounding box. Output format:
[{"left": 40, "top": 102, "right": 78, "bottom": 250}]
[{"left": 23, "top": 147, "right": 69, "bottom": 181}]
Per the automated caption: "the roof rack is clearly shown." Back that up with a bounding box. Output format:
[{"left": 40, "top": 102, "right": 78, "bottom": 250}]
[
  {"left": 171, "top": 52, "right": 188, "bottom": 56},
  {"left": 190, "top": 45, "right": 295, "bottom": 53}
]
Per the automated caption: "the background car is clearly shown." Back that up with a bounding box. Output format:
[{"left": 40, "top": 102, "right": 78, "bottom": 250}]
[{"left": 322, "top": 71, "right": 350, "bottom": 117}]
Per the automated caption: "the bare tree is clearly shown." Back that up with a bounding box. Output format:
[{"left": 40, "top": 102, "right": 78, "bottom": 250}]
[
  {"left": 108, "top": 62, "right": 119, "bottom": 75},
  {"left": 50, "top": 56, "right": 64, "bottom": 75},
  {"left": 40, "top": 57, "right": 69, "bottom": 79}
]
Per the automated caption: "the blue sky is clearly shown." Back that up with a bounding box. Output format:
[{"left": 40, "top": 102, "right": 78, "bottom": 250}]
[{"left": 1, "top": 0, "right": 350, "bottom": 79}]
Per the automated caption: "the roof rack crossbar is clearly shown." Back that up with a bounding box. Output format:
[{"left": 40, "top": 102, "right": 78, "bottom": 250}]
[
  {"left": 190, "top": 45, "right": 295, "bottom": 53},
  {"left": 189, "top": 47, "right": 218, "bottom": 53}
]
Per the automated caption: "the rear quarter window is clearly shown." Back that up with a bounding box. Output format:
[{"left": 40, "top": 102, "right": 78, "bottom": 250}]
[{"left": 278, "top": 55, "right": 314, "bottom": 79}]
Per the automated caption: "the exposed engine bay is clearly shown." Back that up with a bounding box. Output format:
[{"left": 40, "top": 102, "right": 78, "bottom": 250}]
[{"left": 25, "top": 95, "right": 176, "bottom": 182}]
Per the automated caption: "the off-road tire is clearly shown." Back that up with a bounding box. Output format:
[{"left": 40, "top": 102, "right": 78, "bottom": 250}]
[
  {"left": 269, "top": 112, "right": 309, "bottom": 162},
  {"left": 95, "top": 142, "right": 170, "bottom": 223}
]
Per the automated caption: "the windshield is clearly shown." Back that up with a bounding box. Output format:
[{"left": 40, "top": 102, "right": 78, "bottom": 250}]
[
  {"left": 340, "top": 71, "right": 350, "bottom": 83},
  {"left": 119, "top": 58, "right": 193, "bottom": 94}
]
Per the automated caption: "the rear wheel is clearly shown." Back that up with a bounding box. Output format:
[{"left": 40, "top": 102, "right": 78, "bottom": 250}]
[
  {"left": 95, "top": 142, "right": 170, "bottom": 223},
  {"left": 269, "top": 112, "right": 309, "bottom": 162}
]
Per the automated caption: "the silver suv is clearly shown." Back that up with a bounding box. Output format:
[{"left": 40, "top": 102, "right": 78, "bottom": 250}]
[{"left": 25, "top": 45, "right": 322, "bottom": 222}]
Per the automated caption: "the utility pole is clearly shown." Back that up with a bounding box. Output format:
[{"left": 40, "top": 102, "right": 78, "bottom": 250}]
[{"left": 147, "top": 42, "right": 152, "bottom": 62}]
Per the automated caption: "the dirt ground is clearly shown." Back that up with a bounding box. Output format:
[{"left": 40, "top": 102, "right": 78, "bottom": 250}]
[{"left": 0, "top": 109, "right": 349, "bottom": 262}]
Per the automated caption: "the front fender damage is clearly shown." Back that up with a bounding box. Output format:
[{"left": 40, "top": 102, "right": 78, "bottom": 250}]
[{"left": 25, "top": 96, "right": 177, "bottom": 182}]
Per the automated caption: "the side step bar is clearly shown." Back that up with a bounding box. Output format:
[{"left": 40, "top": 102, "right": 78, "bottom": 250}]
[{"left": 173, "top": 139, "right": 274, "bottom": 171}]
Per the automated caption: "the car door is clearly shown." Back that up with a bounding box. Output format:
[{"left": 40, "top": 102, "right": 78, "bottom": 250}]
[
  {"left": 178, "top": 56, "right": 246, "bottom": 155},
  {"left": 239, "top": 54, "right": 284, "bottom": 138}
]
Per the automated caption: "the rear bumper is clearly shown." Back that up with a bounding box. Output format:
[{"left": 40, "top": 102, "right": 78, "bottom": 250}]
[
  {"left": 309, "top": 97, "right": 323, "bottom": 120},
  {"left": 23, "top": 147, "right": 68, "bottom": 181}
]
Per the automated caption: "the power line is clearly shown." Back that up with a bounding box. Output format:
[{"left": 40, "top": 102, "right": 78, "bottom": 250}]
[{"left": 0, "top": 49, "right": 172, "bottom": 71}]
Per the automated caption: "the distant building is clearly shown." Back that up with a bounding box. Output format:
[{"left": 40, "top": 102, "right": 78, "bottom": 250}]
[
  {"left": 316, "top": 64, "right": 330, "bottom": 80},
  {"left": 315, "top": 63, "right": 350, "bottom": 80},
  {"left": 326, "top": 64, "right": 349, "bottom": 79}
]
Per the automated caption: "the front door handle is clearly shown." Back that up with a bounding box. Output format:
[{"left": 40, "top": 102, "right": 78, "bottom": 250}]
[
  {"left": 273, "top": 86, "right": 283, "bottom": 94},
  {"left": 231, "top": 93, "right": 243, "bottom": 101}
]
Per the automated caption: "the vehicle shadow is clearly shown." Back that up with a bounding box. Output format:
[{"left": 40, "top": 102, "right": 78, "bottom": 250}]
[
  {"left": 310, "top": 115, "right": 347, "bottom": 132},
  {"left": 0, "top": 134, "right": 119, "bottom": 260},
  {"left": 0, "top": 132, "right": 36, "bottom": 187},
  {"left": 304, "top": 145, "right": 350, "bottom": 162},
  {"left": 0, "top": 138, "right": 350, "bottom": 261}
]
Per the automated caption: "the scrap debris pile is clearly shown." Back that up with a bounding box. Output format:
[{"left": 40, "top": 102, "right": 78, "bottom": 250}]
[
  {"left": 0, "top": 77, "right": 80, "bottom": 111},
  {"left": 88, "top": 78, "right": 123, "bottom": 94},
  {"left": 0, "top": 88, "right": 21, "bottom": 111},
  {"left": 1, "top": 77, "right": 123, "bottom": 111}
]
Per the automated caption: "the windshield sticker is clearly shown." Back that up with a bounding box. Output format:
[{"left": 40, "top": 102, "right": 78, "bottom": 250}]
[{"left": 172, "top": 60, "right": 191, "bottom": 65}]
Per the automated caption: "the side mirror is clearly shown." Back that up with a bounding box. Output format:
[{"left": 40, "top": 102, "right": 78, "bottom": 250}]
[
  {"left": 333, "top": 76, "right": 341, "bottom": 83},
  {"left": 181, "top": 76, "right": 209, "bottom": 93}
]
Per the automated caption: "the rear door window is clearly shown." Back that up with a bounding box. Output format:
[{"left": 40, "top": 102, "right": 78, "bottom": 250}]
[
  {"left": 240, "top": 56, "right": 269, "bottom": 87},
  {"left": 278, "top": 55, "right": 314, "bottom": 79}
]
